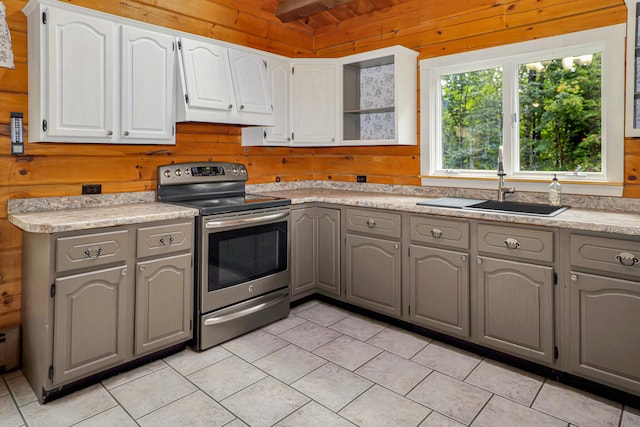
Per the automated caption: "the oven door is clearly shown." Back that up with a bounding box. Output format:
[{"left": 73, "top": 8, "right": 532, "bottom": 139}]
[{"left": 200, "top": 207, "right": 290, "bottom": 313}]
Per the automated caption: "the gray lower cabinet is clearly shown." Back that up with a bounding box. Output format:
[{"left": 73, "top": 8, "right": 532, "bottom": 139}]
[
  {"left": 568, "top": 272, "right": 640, "bottom": 395},
  {"left": 408, "top": 215, "right": 470, "bottom": 338},
  {"left": 291, "top": 206, "right": 340, "bottom": 299},
  {"left": 135, "top": 253, "right": 192, "bottom": 355},
  {"left": 568, "top": 232, "right": 640, "bottom": 395},
  {"left": 409, "top": 245, "right": 469, "bottom": 338},
  {"left": 345, "top": 233, "right": 401, "bottom": 317},
  {"left": 476, "top": 256, "right": 555, "bottom": 365},
  {"left": 21, "top": 218, "right": 193, "bottom": 402},
  {"left": 53, "top": 265, "right": 128, "bottom": 385}
]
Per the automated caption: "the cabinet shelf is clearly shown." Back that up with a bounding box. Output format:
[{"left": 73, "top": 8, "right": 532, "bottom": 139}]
[{"left": 344, "top": 107, "right": 395, "bottom": 114}]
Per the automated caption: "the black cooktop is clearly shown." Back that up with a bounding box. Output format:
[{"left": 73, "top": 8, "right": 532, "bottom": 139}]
[{"left": 168, "top": 194, "right": 291, "bottom": 216}]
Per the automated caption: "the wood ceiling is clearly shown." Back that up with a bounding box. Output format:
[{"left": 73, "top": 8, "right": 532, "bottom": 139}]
[{"left": 276, "top": 0, "right": 414, "bottom": 30}]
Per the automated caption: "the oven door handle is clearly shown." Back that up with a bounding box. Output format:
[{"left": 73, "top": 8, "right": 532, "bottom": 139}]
[
  {"left": 203, "top": 291, "right": 289, "bottom": 326},
  {"left": 205, "top": 211, "right": 289, "bottom": 229}
]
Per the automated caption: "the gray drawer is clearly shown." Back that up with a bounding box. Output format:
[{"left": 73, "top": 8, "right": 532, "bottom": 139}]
[
  {"left": 410, "top": 215, "right": 469, "bottom": 250},
  {"left": 346, "top": 208, "right": 401, "bottom": 239},
  {"left": 477, "top": 224, "right": 554, "bottom": 263},
  {"left": 570, "top": 234, "right": 640, "bottom": 277},
  {"left": 137, "top": 221, "right": 193, "bottom": 258},
  {"left": 56, "top": 230, "right": 129, "bottom": 273}
]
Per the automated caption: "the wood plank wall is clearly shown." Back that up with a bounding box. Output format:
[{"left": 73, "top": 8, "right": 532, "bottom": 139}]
[{"left": 0, "top": 0, "right": 627, "bottom": 329}]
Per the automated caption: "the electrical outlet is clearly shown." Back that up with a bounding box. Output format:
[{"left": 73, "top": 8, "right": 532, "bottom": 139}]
[
  {"left": 356, "top": 175, "right": 367, "bottom": 183},
  {"left": 82, "top": 184, "right": 102, "bottom": 195}
]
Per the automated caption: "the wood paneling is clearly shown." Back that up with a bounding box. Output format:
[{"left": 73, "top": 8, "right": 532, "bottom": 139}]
[{"left": 0, "top": 0, "right": 629, "bottom": 330}]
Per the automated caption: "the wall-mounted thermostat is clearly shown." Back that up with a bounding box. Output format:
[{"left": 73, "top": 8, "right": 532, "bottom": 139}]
[{"left": 10, "top": 112, "right": 24, "bottom": 155}]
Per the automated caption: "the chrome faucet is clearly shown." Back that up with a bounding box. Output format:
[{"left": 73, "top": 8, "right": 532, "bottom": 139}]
[{"left": 497, "top": 146, "right": 514, "bottom": 202}]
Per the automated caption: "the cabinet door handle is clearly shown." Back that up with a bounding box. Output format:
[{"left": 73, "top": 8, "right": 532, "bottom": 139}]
[
  {"left": 461, "top": 255, "right": 467, "bottom": 261},
  {"left": 366, "top": 219, "right": 377, "bottom": 228},
  {"left": 430, "top": 228, "right": 443, "bottom": 238},
  {"left": 83, "top": 248, "right": 103, "bottom": 259},
  {"left": 228, "top": 104, "right": 233, "bottom": 110},
  {"left": 124, "top": 131, "right": 129, "bottom": 136},
  {"left": 616, "top": 252, "right": 639, "bottom": 266},
  {"left": 106, "top": 130, "right": 113, "bottom": 136},
  {"left": 159, "top": 235, "right": 174, "bottom": 246},
  {"left": 121, "top": 268, "right": 127, "bottom": 276},
  {"left": 503, "top": 238, "right": 520, "bottom": 250},
  {"left": 139, "top": 265, "right": 146, "bottom": 272},
  {"left": 239, "top": 105, "right": 245, "bottom": 110}
]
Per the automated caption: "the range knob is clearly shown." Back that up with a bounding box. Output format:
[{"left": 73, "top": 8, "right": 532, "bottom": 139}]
[
  {"left": 231, "top": 166, "right": 238, "bottom": 175},
  {"left": 163, "top": 169, "right": 171, "bottom": 178},
  {"left": 239, "top": 166, "right": 247, "bottom": 175},
  {"left": 175, "top": 169, "right": 182, "bottom": 176}
]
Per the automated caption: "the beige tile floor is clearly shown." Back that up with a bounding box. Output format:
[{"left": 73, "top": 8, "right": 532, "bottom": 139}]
[{"left": 1, "top": 300, "right": 639, "bottom": 427}]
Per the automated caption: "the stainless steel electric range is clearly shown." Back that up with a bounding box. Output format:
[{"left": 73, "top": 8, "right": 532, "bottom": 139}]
[{"left": 157, "top": 162, "right": 291, "bottom": 351}]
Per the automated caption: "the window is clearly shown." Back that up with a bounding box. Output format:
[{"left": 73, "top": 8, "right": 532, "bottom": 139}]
[{"left": 420, "top": 25, "right": 625, "bottom": 196}]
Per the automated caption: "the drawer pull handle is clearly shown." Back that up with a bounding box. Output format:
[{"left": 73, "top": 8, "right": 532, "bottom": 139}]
[
  {"left": 431, "top": 228, "right": 443, "bottom": 238},
  {"left": 503, "top": 238, "right": 520, "bottom": 250},
  {"left": 366, "top": 219, "right": 377, "bottom": 228},
  {"left": 83, "top": 248, "right": 103, "bottom": 259},
  {"left": 159, "top": 235, "right": 174, "bottom": 246},
  {"left": 616, "top": 252, "right": 639, "bottom": 267}
]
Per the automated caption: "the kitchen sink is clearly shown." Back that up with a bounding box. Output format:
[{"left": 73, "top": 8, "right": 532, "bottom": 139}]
[{"left": 466, "top": 200, "right": 568, "bottom": 216}]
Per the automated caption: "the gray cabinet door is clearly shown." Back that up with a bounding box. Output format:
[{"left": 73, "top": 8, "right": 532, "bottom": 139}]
[
  {"left": 316, "top": 208, "right": 341, "bottom": 296},
  {"left": 53, "top": 265, "right": 128, "bottom": 386},
  {"left": 477, "top": 256, "right": 554, "bottom": 365},
  {"left": 569, "top": 272, "right": 640, "bottom": 395},
  {"left": 409, "top": 245, "right": 469, "bottom": 338},
  {"left": 346, "top": 233, "right": 401, "bottom": 317},
  {"left": 291, "top": 208, "right": 316, "bottom": 296},
  {"left": 135, "top": 253, "right": 192, "bottom": 355}
]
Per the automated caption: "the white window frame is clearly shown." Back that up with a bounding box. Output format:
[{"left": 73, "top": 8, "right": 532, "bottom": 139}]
[{"left": 420, "top": 25, "right": 626, "bottom": 196}]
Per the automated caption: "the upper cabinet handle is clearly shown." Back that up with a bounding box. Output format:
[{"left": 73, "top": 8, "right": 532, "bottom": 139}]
[
  {"left": 503, "top": 238, "right": 520, "bottom": 250},
  {"left": 239, "top": 105, "right": 245, "bottom": 110},
  {"left": 227, "top": 104, "right": 233, "bottom": 110},
  {"left": 616, "top": 252, "right": 639, "bottom": 267}
]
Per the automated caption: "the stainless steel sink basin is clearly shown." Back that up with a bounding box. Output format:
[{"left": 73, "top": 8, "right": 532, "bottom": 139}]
[{"left": 466, "top": 200, "right": 568, "bottom": 216}]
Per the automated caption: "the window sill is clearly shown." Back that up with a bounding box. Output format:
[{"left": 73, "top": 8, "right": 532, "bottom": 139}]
[{"left": 420, "top": 176, "right": 623, "bottom": 197}]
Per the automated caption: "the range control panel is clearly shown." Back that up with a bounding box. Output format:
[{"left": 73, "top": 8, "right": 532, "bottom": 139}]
[{"left": 157, "top": 162, "right": 247, "bottom": 185}]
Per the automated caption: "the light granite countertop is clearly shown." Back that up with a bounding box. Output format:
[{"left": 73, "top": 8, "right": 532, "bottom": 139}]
[
  {"left": 9, "top": 202, "right": 199, "bottom": 233},
  {"left": 253, "top": 188, "right": 640, "bottom": 236},
  {"left": 8, "top": 185, "right": 640, "bottom": 236}
]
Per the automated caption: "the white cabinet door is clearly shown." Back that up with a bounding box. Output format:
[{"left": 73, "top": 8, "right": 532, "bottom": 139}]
[
  {"left": 46, "top": 7, "right": 115, "bottom": 140},
  {"left": 292, "top": 62, "right": 339, "bottom": 145},
  {"left": 121, "top": 26, "right": 175, "bottom": 142},
  {"left": 228, "top": 49, "right": 271, "bottom": 115},
  {"left": 179, "top": 38, "right": 234, "bottom": 112},
  {"left": 266, "top": 57, "right": 291, "bottom": 144}
]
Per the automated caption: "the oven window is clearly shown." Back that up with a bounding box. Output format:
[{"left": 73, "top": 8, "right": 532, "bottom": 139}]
[{"left": 208, "top": 221, "right": 287, "bottom": 291}]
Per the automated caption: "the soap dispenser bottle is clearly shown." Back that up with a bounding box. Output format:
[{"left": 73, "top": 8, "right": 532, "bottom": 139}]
[{"left": 549, "top": 174, "right": 562, "bottom": 206}]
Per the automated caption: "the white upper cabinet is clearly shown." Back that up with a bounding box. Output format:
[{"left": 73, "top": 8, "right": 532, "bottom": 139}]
[
  {"left": 242, "top": 56, "right": 291, "bottom": 146},
  {"left": 626, "top": 0, "right": 640, "bottom": 136},
  {"left": 178, "top": 38, "right": 234, "bottom": 112},
  {"left": 242, "top": 46, "right": 417, "bottom": 147},
  {"left": 44, "top": 7, "right": 116, "bottom": 140},
  {"left": 291, "top": 61, "right": 340, "bottom": 146},
  {"left": 23, "top": 0, "right": 176, "bottom": 144},
  {"left": 228, "top": 49, "right": 272, "bottom": 115},
  {"left": 341, "top": 46, "right": 418, "bottom": 146},
  {"left": 176, "top": 37, "right": 274, "bottom": 126},
  {"left": 120, "top": 26, "right": 175, "bottom": 141}
]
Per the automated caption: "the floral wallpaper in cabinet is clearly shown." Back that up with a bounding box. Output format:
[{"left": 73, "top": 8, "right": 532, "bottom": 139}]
[{"left": 360, "top": 64, "right": 395, "bottom": 140}]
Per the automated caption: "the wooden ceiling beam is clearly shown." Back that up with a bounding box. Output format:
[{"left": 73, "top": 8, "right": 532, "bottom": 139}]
[{"left": 276, "top": 0, "right": 355, "bottom": 22}]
